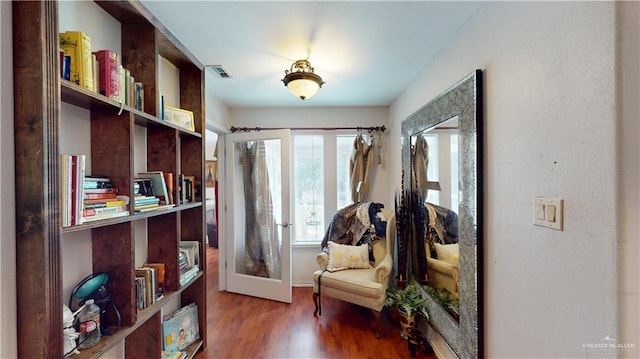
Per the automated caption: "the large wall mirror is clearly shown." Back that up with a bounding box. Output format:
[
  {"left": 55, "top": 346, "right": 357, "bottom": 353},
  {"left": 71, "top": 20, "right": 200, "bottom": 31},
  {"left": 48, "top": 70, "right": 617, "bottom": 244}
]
[{"left": 401, "top": 70, "right": 482, "bottom": 358}]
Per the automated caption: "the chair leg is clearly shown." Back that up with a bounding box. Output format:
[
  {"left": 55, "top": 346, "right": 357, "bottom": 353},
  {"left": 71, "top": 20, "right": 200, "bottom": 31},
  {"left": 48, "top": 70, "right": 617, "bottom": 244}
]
[
  {"left": 313, "top": 292, "right": 320, "bottom": 316},
  {"left": 372, "top": 310, "right": 382, "bottom": 339}
]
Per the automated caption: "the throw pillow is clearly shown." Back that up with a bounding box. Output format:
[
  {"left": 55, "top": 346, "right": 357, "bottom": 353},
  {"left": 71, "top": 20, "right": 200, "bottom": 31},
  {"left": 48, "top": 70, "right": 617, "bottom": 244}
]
[
  {"left": 327, "top": 242, "right": 373, "bottom": 272},
  {"left": 434, "top": 243, "right": 459, "bottom": 265}
]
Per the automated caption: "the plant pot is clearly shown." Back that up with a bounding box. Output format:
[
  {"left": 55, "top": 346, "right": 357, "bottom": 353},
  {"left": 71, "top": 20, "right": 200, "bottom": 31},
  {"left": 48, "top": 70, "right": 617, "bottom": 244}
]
[{"left": 399, "top": 312, "right": 415, "bottom": 340}]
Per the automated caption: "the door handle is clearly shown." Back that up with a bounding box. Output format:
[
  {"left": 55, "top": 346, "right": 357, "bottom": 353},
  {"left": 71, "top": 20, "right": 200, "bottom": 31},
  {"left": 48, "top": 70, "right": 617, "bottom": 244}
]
[{"left": 277, "top": 221, "right": 289, "bottom": 228}]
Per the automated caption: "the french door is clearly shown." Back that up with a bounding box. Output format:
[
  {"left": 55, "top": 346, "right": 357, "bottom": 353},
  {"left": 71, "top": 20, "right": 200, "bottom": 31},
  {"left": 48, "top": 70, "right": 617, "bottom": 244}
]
[{"left": 224, "top": 130, "right": 292, "bottom": 303}]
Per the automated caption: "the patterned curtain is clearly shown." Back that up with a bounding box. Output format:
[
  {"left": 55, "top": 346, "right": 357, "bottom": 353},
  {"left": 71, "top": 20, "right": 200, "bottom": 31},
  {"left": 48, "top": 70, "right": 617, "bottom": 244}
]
[{"left": 241, "top": 141, "right": 282, "bottom": 279}]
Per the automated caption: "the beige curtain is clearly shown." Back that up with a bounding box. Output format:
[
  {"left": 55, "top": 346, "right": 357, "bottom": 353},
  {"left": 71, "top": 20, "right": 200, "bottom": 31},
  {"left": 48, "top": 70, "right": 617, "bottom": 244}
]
[
  {"left": 241, "top": 140, "right": 282, "bottom": 279},
  {"left": 349, "top": 134, "right": 374, "bottom": 203}
]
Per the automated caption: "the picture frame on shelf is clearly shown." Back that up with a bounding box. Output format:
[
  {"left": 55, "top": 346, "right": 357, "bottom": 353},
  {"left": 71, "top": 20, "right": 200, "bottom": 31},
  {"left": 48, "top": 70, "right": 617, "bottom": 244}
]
[{"left": 164, "top": 105, "right": 195, "bottom": 131}]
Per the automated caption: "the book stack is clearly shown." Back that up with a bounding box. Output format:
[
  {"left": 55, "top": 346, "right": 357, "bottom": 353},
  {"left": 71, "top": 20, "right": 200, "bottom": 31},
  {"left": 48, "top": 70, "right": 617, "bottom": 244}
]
[
  {"left": 121, "top": 67, "right": 144, "bottom": 110},
  {"left": 134, "top": 195, "right": 160, "bottom": 212},
  {"left": 134, "top": 173, "right": 175, "bottom": 212},
  {"left": 162, "top": 303, "right": 200, "bottom": 352},
  {"left": 82, "top": 176, "right": 130, "bottom": 222},
  {"left": 135, "top": 267, "right": 156, "bottom": 309},
  {"left": 145, "top": 262, "right": 166, "bottom": 295},
  {"left": 61, "top": 156, "right": 130, "bottom": 226},
  {"left": 139, "top": 171, "right": 172, "bottom": 205},
  {"left": 179, "top": 241, "right": 200, "bottom": 286},
  {"left": 59, "top": 36, "right": 143, "bottom": 110},
  {"left": 134, "top": 178, "right": 160, "bottom": 212},
  {"left": 135, "top": 264, "right": 165, "bottom": 310}
]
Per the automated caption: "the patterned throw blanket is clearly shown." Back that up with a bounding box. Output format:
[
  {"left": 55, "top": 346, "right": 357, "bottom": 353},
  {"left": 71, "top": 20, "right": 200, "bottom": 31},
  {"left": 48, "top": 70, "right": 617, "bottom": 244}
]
[{"left": 320, "top": 202, "right": 387, "bottom": 263}]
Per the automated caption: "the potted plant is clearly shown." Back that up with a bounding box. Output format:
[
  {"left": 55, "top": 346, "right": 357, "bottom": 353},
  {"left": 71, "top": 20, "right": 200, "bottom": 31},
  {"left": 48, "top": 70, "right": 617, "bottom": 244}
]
[{"left": 384, "top": 278, "right": 430, "bottom": 339}]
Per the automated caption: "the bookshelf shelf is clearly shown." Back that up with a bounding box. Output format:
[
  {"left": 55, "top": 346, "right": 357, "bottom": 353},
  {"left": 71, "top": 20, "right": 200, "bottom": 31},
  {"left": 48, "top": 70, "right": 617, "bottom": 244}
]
[
  {"left": 71, "top": 285, "right": 196, "bottom": 359},
  {"left": 61, "top": 202, "right": 203, "bottom": 234},
  {"left": 61, "top": 80, "right": 202, "bottom": 138},
  {"left": 13, "top": 1, "right": 207, "bottom": 358}
]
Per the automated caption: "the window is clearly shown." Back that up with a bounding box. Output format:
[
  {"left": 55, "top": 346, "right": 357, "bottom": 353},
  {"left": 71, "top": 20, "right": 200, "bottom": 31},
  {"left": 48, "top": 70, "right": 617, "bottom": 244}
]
[
  {"left": 292, "top": 132, "right": 356, "bottom": 243},
  {"left": 419, "top": 132, "right": 459, "bottom": 213}
]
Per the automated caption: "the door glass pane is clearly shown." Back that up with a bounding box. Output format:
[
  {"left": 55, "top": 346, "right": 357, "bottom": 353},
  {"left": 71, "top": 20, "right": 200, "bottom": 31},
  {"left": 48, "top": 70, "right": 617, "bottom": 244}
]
[
  {"left": 234, "top": 139, "right": 282, "bottom": 280},
  {"left": 293, "top": 136, "right": 324, "bottom": 242},
  {"left": 424, "top": 134, "right": 439, "bottom": 205}
]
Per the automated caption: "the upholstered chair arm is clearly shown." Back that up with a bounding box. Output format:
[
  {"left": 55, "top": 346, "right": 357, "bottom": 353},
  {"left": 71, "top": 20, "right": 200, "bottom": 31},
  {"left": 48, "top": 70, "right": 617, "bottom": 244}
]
[
  {"left": 428, "top": 258, "right": 458, "bottom": 278},
  {"left": 316, "top": 252, "right": 329, "bottom": 270},
  {"left": 373, "top": 254, "right": 393, "bottom": 283}
]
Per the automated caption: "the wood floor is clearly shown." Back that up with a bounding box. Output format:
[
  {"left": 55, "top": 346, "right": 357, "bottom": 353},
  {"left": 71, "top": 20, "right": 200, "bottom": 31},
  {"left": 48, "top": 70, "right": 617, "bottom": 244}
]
[{"left": 194, "top": 247, "right": 437, "bottom": 359}]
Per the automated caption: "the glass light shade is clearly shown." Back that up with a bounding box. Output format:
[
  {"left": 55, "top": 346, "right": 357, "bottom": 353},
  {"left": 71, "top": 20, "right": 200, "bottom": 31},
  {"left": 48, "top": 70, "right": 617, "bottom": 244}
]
[
  {"left": 287, "top": 78, "right": 320, "bottom": 100},
  {"left": 282, "top": 59, "right": 325, "bottom": 100}
]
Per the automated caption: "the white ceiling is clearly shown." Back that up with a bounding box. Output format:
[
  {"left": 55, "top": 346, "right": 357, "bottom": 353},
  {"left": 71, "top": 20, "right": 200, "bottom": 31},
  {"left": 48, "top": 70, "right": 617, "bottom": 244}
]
[{"left": 140, "top": 1, "right": 482, "bottom": 108}]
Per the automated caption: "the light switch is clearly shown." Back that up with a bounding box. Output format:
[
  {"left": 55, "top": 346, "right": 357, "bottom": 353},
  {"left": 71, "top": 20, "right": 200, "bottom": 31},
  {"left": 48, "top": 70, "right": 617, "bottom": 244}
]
[
  {"left": 546, "top": 205, "right": 556, "bottom": 222},
  {"left": 534, "top": 197, "right": 563, "bottom": 230},
  {"left": 536, "top": 203, "right": 545, "bottom": 220}
]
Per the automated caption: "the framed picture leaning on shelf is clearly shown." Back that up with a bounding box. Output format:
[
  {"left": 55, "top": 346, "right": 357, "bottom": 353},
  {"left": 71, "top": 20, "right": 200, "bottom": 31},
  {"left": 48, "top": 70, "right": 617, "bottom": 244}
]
[{"left": 164, "top": 105, "right": 195, "bottom": 131}]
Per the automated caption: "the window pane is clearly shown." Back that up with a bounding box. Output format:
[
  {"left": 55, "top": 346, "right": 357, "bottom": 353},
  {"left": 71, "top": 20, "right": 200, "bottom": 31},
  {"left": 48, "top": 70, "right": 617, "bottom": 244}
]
[
  {"left": 336, "top": 135, "right": 355, "bottom": 209},
  {"left": 293, "top": 136, "right": 324, "bottom": 242}
]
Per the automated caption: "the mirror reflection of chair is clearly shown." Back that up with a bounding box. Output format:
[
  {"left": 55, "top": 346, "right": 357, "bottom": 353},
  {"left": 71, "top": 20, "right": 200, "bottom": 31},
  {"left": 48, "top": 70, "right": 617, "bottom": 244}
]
[
  {"left": 422, "top": 202, "right": 460, "bottom": 298},
  {"left": 426, "top": 243, "right": 460, "bottom": 298},
  {"left": 312, "top": 207, "right": 396, "bottom": 338}
]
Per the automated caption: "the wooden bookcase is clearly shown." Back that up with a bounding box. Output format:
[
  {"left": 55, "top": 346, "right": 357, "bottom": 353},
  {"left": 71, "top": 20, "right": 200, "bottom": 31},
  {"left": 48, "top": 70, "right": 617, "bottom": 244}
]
[{"left": 12, "top": 1, "right": 206, "bottom": 358}]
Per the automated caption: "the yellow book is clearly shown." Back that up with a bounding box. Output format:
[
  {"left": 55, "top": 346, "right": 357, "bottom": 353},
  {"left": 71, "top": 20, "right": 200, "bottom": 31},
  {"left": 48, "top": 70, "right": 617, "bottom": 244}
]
[
  {"left": 135, "top": 203, "right": 160, "bottom": 211},
  {"left": 59, "top": 31, "right": 94, "bottom": 91}
]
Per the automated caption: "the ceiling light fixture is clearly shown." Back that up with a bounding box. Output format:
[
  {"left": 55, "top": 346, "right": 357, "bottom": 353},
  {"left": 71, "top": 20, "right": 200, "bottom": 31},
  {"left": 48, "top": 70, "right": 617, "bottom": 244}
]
[{"left": 281, "top": 59, "right": 325, "bottom": 100}]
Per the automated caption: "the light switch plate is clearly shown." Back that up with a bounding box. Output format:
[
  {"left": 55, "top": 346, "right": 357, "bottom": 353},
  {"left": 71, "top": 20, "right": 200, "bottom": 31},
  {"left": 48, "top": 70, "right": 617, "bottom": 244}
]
[{"left": 533, "top": 197, "right": 563, "bottom": 230}]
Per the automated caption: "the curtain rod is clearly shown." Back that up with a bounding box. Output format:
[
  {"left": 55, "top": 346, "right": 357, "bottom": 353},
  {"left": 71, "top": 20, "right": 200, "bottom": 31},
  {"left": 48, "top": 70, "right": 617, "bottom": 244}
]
[{"left": 230, "top": 125, "right": 386, "bottom": 133}]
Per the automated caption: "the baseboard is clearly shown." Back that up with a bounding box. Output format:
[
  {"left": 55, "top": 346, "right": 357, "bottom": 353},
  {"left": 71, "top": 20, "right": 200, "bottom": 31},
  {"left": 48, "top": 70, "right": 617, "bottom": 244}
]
[
  {"left": 425, "top": 325, "right": 458, "bottom": 359},
  {"left": 292, "top": 283, "right": 313, "bottom": 288}
]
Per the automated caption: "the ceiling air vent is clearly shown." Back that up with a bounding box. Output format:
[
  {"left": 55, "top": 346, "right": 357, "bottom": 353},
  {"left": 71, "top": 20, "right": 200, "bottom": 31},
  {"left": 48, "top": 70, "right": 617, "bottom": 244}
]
[{"left": 207, "top": 65, "right": 232, "bottom": 79}]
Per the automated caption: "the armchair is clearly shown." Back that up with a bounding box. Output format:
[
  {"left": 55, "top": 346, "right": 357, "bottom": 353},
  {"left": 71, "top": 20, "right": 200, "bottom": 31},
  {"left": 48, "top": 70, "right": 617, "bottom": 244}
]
[
  {"left": 426, "top": 243, "right": 459, "bottom": 297},
  {"left": 312, "top": 208, "right": 396, "bottom": 337}
]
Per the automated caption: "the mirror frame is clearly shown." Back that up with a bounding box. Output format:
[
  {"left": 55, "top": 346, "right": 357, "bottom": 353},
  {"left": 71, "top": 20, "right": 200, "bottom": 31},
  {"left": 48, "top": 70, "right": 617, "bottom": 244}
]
[{"left": 401, "top": 70, "right": 483, "bottom": 358}]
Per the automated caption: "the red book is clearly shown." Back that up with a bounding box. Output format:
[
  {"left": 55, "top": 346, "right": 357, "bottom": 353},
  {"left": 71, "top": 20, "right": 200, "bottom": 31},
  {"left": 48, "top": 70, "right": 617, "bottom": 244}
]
[
  {"left": 84, "top": 187, "right": 118, "bottom": 194},
  {"left": 93, "top": 49, "right": 120, "bottom": 102},
  {"left": 84, "top": 192, "right": 117, "bottom": 200}
]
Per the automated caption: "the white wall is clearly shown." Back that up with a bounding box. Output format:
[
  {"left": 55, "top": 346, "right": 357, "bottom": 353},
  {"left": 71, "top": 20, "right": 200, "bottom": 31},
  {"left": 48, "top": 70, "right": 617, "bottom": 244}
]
[
  {"left": 229, "top": 106, "right": 390, "bottom": 285},
  {"left": 617, "top": 1, "right": 640, "bottom": 355},
  {"left": 391, "top": 2, "right": 638, "bottom": 357},
  {"left": 0, "top": 1, "right": 17, "bottom": 357},
  {"left": 205, "top": 71, "right": 231, "bottom": 133}
]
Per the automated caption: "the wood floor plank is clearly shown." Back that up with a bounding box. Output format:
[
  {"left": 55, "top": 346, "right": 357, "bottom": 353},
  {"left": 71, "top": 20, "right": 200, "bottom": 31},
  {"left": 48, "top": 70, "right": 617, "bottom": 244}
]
[{"left": 195, "top": 247, "right": 436, "bottom": 359}]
